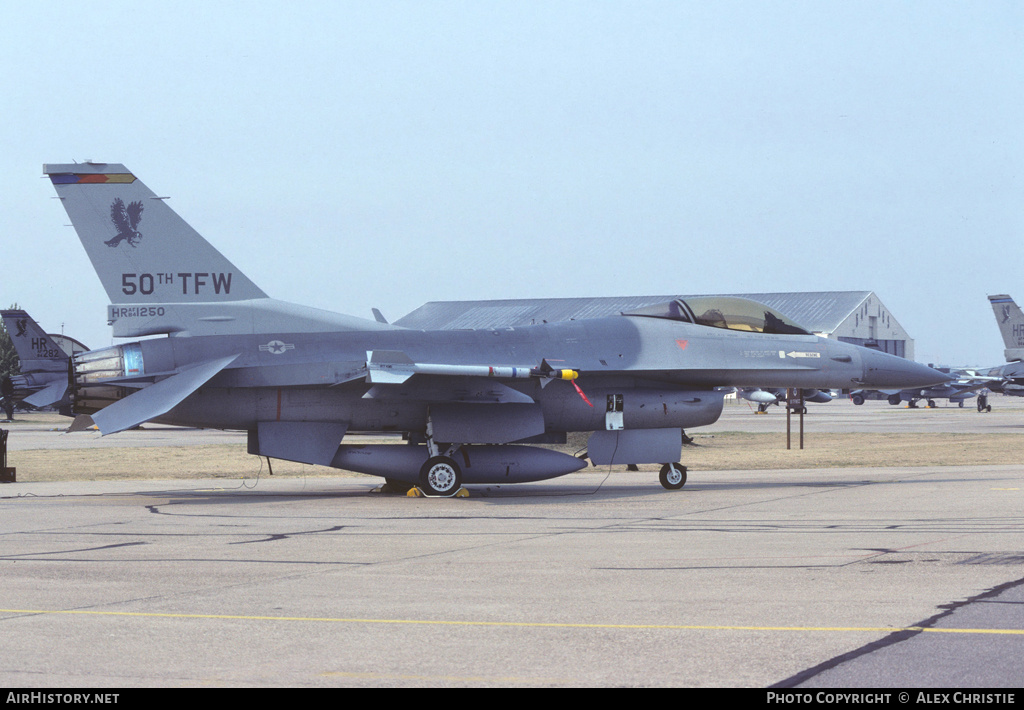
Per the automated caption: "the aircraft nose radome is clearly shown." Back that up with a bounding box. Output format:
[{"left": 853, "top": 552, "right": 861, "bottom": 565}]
[{"left": 859, "top": 349, "right": 953, "bottom": 389}]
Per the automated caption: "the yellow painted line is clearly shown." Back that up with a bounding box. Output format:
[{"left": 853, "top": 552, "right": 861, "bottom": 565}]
[{"left": 1, "top": 608, "right": 1022, "bottom": 635}]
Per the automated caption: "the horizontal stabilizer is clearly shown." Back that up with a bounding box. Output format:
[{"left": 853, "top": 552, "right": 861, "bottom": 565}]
[
  {"left": 23, "top": 380, "right": 68, "bottom": 408},
  {"left": 91, "top": 354, "right": 238, "bottom": 435}
]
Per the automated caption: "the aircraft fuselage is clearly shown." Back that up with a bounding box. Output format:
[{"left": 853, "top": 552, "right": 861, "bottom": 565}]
[{"left": 72, "top": 314, "right": 930, "bottom": 436}]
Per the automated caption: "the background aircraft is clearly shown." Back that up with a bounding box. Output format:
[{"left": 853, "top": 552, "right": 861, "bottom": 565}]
[
  {"left": 736, "top": 387, "right": 832, "bottom": 413},
  {"left": 986, "top": 294, "right": 1024, "bottom": 398},
  {"left": 850, "top": 368, "right": 995, "bottom": 409},
  {"left": 846, "top": 295, "right": 1024, "bottom": 410},
  {"left": 0, "top": 309, "right": 87, "bottom": 415},
  {"left": 39, "top": 162, "right": 949, "bottom": 495}
]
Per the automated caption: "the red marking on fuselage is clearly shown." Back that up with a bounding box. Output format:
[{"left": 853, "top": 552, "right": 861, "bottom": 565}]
[{"left": 676, "top": 339, "right": 688, "bottom": 350}]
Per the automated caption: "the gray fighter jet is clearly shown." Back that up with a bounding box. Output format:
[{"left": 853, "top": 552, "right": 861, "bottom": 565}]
[
  {"left": 850, "top": 368, "right": 997, "bottom": 409},
  {"left": 41, "top": 162, "right": 949, "bottom": 494},
  {"left": 985, "top": 294, "right": 1024, "bottom": 397},
  {"left": 0, "top": 309, "right": 86, "bottom": 412}
]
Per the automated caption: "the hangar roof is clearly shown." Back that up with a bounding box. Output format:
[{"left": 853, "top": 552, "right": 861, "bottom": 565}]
[{"left": 394, "top": 291, "right": 875, "bottom": 334}]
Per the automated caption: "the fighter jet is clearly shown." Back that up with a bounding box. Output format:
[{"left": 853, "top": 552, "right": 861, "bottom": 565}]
[
  {"left": 986, "top": 294, "right": 1024, "bottom": 397},
  {"left": 851, "top": 368, "right": 996, "bottom": 409},
  {"left": 989, "top": 294, "right": 1024, "bottom": 364},
  {"left": 40, "top": 162, "right": 949, "bottom": 495},
  {"left": 0, "top": 309, "right": 86, "bottom": 412}
]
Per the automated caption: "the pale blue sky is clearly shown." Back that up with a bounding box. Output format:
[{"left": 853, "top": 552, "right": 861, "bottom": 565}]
[{"left": 2, "top": 2, "right": 1021, "bottom": 365}]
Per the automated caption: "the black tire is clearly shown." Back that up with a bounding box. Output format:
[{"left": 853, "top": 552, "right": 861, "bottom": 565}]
[
  {"left": 418, "top": 456, "right": 462, "bottom": 497},
  {"left": 852, "top": 394, "right": 865, "bottom": 405},
  {"left": 888, "top": 394, "right": 901, "bottom": 406},
  {"left": 659, "top": 463, "right": 687, "bottom": 490}
]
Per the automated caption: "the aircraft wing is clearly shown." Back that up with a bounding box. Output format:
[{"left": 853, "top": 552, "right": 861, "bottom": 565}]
[{"left": 948, "top": 379, "right": 998, "bottom": 396}]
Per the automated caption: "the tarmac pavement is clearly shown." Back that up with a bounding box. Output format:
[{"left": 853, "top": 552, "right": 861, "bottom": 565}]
[{"left": 1, "top": 400, "right": 1022, "bottom": 688}]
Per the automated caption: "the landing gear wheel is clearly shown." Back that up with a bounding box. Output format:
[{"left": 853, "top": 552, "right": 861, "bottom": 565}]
[
  {"left": 852, "top": 394, "right": 865, "bottom": 405},
  {"left": 419, "top": 456, "right": 462, "bottom": 497},
  {"left": 659, "top": 462, "right": 687, "bottom": 490}
]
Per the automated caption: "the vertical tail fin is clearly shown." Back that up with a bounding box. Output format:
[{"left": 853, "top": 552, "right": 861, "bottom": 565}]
[
  {"left": 44, "top": 162, "right": 395, "bottom": 338},
  {"left": 0, "top": 309, "right": 74, "bottom": 409},
  {"left": 0, "top": 310, "right": 70, "bottom": 372},
  {"left": 43, "top": 163, "right": 267, "bottom": 306},
  {"left": 988, "top": 295, "right": 1024, "bottom": 362}
]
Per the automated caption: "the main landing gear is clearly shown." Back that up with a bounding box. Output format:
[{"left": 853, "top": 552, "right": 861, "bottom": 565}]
[
  {"left": 419, "top": 455, "right": 463, "bottom": 497},
  {"left": 412, "top": 414, "right": 468, "bottom": 498}
]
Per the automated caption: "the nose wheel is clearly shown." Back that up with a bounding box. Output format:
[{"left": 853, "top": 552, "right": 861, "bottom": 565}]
[{"left": 659, "top": 462, "right": 687, "bottom": 490}]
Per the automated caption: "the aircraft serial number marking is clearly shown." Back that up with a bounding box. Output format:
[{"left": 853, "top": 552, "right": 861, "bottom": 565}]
[
  {"left": 1012, "top": 324, "right": 1024, "bottom": 346},
  {"left": 121, "top": 272, "right": 233, "bottom": 296},
  {"left": 109, "top": 306, "right": 167, "bottom": 318},
  {"left": 29, "top": 339, "right": 62, "bottom": 358}
]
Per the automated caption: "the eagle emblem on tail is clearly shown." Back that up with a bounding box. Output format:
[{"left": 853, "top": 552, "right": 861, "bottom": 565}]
[{"left": 105, "top": 198, "right": 144, "bottom": 248}]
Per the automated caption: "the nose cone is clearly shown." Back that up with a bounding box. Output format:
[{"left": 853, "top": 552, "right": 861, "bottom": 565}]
[{"left": 859, "top": 349, "right": 953, "bottom": 389}]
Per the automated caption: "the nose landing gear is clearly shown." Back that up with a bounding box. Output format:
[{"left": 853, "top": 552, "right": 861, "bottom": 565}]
[{"left": 659, "top": 462, "right": 687, "bottom": 490}]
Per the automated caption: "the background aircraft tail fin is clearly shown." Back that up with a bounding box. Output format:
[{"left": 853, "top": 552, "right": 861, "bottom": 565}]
[
  {"left": 988, "top": 294, "right": 1024, "bottom": 362},
  {"left": 0, "top": 309, "right": 69, "bottom": 370},
  {"left": 44, "top": 163, "right": 268, "bottom": 306}
]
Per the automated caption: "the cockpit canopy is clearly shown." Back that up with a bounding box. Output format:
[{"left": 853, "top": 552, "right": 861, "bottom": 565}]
[{"left": 623, "top": 297, "right": 810, "bottom": 335}]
